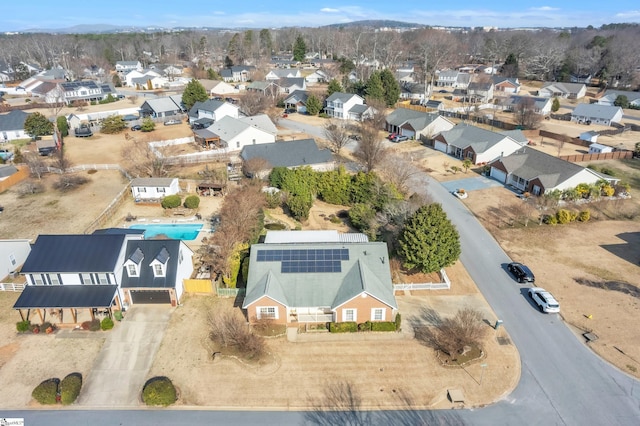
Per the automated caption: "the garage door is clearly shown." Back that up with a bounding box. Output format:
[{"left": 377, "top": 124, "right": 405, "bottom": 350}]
[
  {"left": 490, "top": 167, "right": 507, "bottom": 183},
  {"left": 434, "top": 140, "right": 447, "bottom": 153},
  {"left": 130, "top": 290, "right": 171, "bottom": 304}
]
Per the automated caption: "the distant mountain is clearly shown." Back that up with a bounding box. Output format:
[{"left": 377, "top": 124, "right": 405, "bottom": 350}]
[{"left": 322, "top": 20, "right": 426, "bottom": 29}]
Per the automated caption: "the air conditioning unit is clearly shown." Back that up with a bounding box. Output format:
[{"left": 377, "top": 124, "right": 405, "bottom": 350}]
[{"left": 8, "top": 271, "right": 17, "bottom": 279}]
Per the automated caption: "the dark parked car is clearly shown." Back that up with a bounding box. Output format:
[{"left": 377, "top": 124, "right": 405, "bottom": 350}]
[
  {"left": 508, "top": 262, "right": 535, "bottom": 283},
  {"left": 131, "top": 124, "right": 142, "bottom": 131},
  {"left": 75, "top": 126, "right": 93, "bottom": 137}
]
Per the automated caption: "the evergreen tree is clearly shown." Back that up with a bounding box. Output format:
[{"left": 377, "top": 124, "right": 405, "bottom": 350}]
[
  {"left": 141, "top": 117, "right": 155, "bottom": 132},
  {"left": 551, "top": 97, "right": 560, "bottom": 112},
  {"left": 398, "top": 203, "right": 461, "bottom": 273},
  {"left": 327, "top": 79, "right": 343, "bottom": 96},
  {"left": 182, "top": 79, "right": 208, "bottom": 110},
  {"left": 305, "top": 93, "right": 322, "bottom": 115},
  {"left": 365, "top": 71, "right": 385, "bottom": 101},
  {"left": 293, "top": 35, "right": 307, "bottom": 62},
  {"left": 100, "top": 115, "right": 126, "bottom": 134},
  {"left": 259, "top": 29, "right": 273, "bottom": 55},
  {"left": 24, "top": 112, "right": 53, "bottom": 138},
  {"left": 56, "top": 116, "right": 69, "bottom": 137},
  {"left": 614, "top": 95, "right": 629, "bottom": 109},
  {"left": 380, "top": 69, "right": 400, "bottom": 107}
]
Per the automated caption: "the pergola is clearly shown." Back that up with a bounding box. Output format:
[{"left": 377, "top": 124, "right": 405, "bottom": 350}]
[
  {"left": 193, "top": 128, "right": 222, "bottom": 149},
  {"left": 13, "top": 285, "right": 121, "bottom": 325}
]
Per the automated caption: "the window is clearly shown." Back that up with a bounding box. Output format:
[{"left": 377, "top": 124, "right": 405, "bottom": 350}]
[
  {"left": 153, "top": 264, "right": 164, "bottom": 276},
  {"left": 236, "top": 141, "right": 240, "bottom": 148},
  {"left": 9, "top": 253, "right": 16, "bottom": 266},
  {"left": 138, "top": 187, "right": 147, "bottom": 193},
  {"left": 127, "top": 264, "right": 138, "bottom": 277},
  {"left": 178, "top": 250, "right": 184, "bottom": 264},
  {"left": 97, "top": 274, "right": 109, "bottom": 284},
  {"left": 371, "top": 308, "right": 385, "bottom": 321},
  {"left": 81, "top": 273, "right": 93, "bottom": 285},
  {"left": 157, "top": 187, "right": 165, "bottom": 193},
  {"left": 258, "top": 306, "right": 277, "bottom": 320},
  {"left": 49, "top": 274, "right": 61, "bottom": 285},
  {"left": 343, "top": 308, "right": 356, "bottom": 322},
  {"left": 33, "top": 275, "right": 44, "bottom": 285}
]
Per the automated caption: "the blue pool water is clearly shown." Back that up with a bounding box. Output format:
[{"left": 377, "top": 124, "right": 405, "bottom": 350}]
[{"left": 129, "top": 223, "right": 204, "bottom": 240}]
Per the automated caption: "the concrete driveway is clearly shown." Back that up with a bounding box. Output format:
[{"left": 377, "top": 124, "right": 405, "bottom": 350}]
[
  {"left": 440, "top": 175, "right": 504, "bottom": 193},
  {"left": 78, "top": 306, "right": 173, "bottom": 407}
]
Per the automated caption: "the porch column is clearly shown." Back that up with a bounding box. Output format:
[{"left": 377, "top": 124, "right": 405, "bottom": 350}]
[
  {"left": 70, "top": 309, "right": 77, "bottom": 323},
  {"left": 36, "top": 308, "right": 44, "bottom": 323},
  {"left": 18, "top": 309, "right": 25, "bottom": 322}
]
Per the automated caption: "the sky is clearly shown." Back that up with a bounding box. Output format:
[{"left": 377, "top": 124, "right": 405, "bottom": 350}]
[{"left": 2, "top": 1, "right": 640, "bottom": 31}]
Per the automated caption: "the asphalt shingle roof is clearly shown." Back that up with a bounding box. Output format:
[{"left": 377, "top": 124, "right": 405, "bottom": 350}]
[
  {"left": 240, "top": 139, "right": 332, "bottom": 168},
  {"left": 440, "top": 123, "right": 509, "bottom": 152},
  {"left": 0, "top": 110, "right": 28, "bottom": 132},
  {"left": 130, "top": 178, "right": 176, "bottom": 187},
  {"left": 572, "top": 104, "right": 622, "bottom": 121}
]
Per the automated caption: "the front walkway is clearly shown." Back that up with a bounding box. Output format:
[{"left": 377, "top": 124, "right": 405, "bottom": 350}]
[{"left": 77, "top": 305, "right": 173, "bottom": 407}]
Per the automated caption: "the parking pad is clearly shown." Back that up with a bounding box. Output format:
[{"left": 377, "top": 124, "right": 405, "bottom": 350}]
[{"left": 440, "top": 176, "right": 504, "bottom": 193}]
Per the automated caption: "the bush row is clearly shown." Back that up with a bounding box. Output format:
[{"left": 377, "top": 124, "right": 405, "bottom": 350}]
[
  {"left": 544, "top": 209, "right": 590, "bottom": 225},
  {"left": 31, "top": 373, "right": 82, "bottom": 405},
  {"left": 329, "top": 314, "right": 401, "bottom": 333},
  {"left": 16, "top": 320, "right": 56, "bottom": 334},
  {"left": 161, "top": 194, "right": 201, "bottom": 209}
]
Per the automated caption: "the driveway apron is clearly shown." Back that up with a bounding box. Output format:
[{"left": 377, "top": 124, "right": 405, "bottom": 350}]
[{"left": 78, "top": 306, "right": 172, "bottom": 407}]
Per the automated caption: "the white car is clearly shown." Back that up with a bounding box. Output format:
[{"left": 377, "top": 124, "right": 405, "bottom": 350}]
[{"left": 528, "top": 287, "right": 560, "bottom": 313}]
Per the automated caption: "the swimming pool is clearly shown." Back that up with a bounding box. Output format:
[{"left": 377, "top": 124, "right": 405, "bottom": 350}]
[{"left": 129, "top": 223, "right": 204, "bottom": 240}]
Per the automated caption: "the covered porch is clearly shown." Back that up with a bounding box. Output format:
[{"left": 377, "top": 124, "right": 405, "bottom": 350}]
[
  {"left": 13, "top": 285, "right": 121, "bottom": 327},
  {"left": 193, "top": 129, "right": 223, "bottom": 149},
  {"left": 288, "top": 307, "right": 334, "bottom": 323}
]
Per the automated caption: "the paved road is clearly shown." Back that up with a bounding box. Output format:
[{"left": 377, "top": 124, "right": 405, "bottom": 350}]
[{"left": 78, "top": 306, "right": 172, "bottom": 407}]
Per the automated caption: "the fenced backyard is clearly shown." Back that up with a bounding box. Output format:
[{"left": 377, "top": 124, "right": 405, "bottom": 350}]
[{"left": 393, "top": 269, "right": 451, "bottom": 292}]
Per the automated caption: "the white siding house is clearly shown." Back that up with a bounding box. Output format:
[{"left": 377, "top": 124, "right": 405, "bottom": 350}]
[
  {"left": 0, "top": 239, "right": 31, "bottom": 279},
  {"left": 131, "top": 178, "right": 180, "bottom": 201}
]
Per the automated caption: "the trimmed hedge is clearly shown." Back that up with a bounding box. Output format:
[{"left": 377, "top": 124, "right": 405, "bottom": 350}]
[
  {"left": 161, "top": 194, "right": 182, "bottom": 209},
  {"left": 395, "top": 313, "right": 401, "bottom": 331},
  {"left": 60, "top": 373, "right": 82, "bottom": 405},
  {"left": 101, "top": 317, "right": 114, "bottom": 331},
  {"left": 142, "top": 376, "right": 177, "bottom": 406},
  {"left": 16, "top": 320, "right": 30, "bottom": 332},
  {"left": 32, "top": 378, "right": 60, "bottom": 405},
  {"left": 184, "top": 195, "right": 200, "bottom": 209},
  {"left": 371, "top": 321, "right": 397, "bottom": 332},
  {"left": 329, "top": 321, "right": 358, "bottom": 333}
]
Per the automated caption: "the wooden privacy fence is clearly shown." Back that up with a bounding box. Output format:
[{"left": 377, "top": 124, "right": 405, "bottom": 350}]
[
  {"left": 183, "top": 279, "right": 214, "bottom": 293},
  {"left": 0, "top": 164, "right": 29, "bottom": 192},
  {"left": 559, "top": 151, "right": 633, "bottom": 162}
]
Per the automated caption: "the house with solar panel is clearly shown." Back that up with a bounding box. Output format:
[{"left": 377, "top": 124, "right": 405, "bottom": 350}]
[{"left": 242, "top": 230, "right": 398, "bottom": 325}]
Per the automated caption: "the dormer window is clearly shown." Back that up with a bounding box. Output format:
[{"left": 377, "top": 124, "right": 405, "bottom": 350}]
[
  {"left": 150, "top": 247, "right": 170, "bottom": 277},
  {"left": 125, "top": 247, "right": 144, "bottom": 277},
  {"left": 127, "top": 264, "right": 139, "bottom": 277}
]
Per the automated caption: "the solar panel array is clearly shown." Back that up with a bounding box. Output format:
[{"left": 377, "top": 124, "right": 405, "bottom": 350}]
[{"left": 256, "top": 248, "right": 349, "bottom": 273}]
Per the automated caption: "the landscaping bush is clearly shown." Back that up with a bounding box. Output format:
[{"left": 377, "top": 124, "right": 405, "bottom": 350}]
[
  {"left": 16, "top": 320, "right": 30, "bottom": 332},
  {"left": 556, "top": 209, "right": 573, "bottom": 224},
  {"left": 578, "top": 210, "right": 591, "bottom": 222},
  {"left": 142, "top": 376, "right": 177, "bottom": 406},
  {"left": 371, "top": 321, "right": 397, "bottom": 332},
  {"left": 184, "top": 195, "right": 200, "bottom": 209},
  {"left": 59, "top": 373, "right": 82, "bottom": 405},
  {"left": 31, "top": 378, "right": 60, "bottom": 405},
  {"left": 329, "top": 214, "right": 342, "bottom": 224},
  {"left": 42, "top": 321, "right": 55, "bottom": 334},
  {"left": 31, "top": 323, "right": 41, "bottom": 334},
  {"left": 394, "top": 313, "right": 402, "bottom": 331},
  {"left": 329, "top": 322, "right": 358, "bottom": 333},
  {"left": 358, "top": 322, "right": 372, "bottom": 332},
  {"left": 161, "top": 195, "right": 182, "bottom": 209},
  {"left": 113, "top": 310, "right": 123, "bottom": 321},
  {"left": 81, "top": 319, "right": 101, "bottom": 331},
  {"left": 543, "top": 214, "right": 558, "bottom": 225},
  {"left": 101, "top": 317, "right": 114, "bottom": 331}
]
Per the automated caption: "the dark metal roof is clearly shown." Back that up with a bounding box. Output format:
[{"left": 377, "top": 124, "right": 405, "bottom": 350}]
[
  {"left": 92, "top": 228, "right": 145, "bottom": 236},
  {"left": 129, "top": 247, "right": 144, "bottom": 264},
  {"left": 13, "top": 285, "right": 118, "bottom": 309},
  {"left": 120, "top": 240, "right": 182, "bottom": 289},
  {"left": 21, "top": 234, "right": 126, "bottom": 273}
]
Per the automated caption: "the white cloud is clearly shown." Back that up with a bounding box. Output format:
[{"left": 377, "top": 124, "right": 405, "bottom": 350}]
[
  {"left": 530, "top": 6, "right": 560, "bottom": 11},
  {"left": 615, "top": 10, "right": 640, "bottom": 19},
  {"left": 320, "top": 8, "right": 339, "bottom": 13}
]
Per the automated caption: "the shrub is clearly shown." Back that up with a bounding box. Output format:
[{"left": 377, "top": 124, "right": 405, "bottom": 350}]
[
  {"left": 329, "top": 322, "right": 358, "bottom": 333},
  {"left": 101, "top": 317, "right": 114, "bottom": 331},
  {"left": 556, "top": 209, "right": 573, "bottom": 224},
  {"left": 16, "top": 320, "right": 31, "bottom": 332},
  {"left": 329, "top": 215, "right": 342, "bottom": 224},
  {"left": 600, "top": 167, "right": 615, "bottom": 177},
  {"left": 59, "top": 373, "right": 82, "bottom": 405},
  {"left": 544, "top": 214, "right": 558, "bottom": 225},
  {"left": 371, "top": 321, "right": 397, "bottom": 332},
  {"left": 601, "top": 185, "right": 615, "bottom": 197},
  {"left": 31, "top": 323, "right": 41, "bottom": 334},
  {"left": 85, "top": 319, "right": 101, "bottom": 331},
  {"left": 394, "top": 313, "right": 402, "bottom": 331},
  {"left": 142, "top": 376, "right": 177, "bottom": 406},
  {"left": 184, "top": 195, "right": 200, "bottom": 209},
  {"left": 358, "top": 322, "right": 372, "bottom": 332},
  {"left": 114, "top": 310, "right": 123, "bottom": 321},
  {"left": 161, "top": 194, "right": 182, "bottom": 209},
  {"left": 32, "top": 378, "right": 59, "bottom": 405},
  {"left": 578, "top": 210, "right": 591, "bottom": 222}
]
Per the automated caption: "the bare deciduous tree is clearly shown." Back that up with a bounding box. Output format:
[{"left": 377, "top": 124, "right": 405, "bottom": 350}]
[
  {"left": 353, "top": 123, "right": 387, "bottom": 172},
  {"left": 121, "top": 138, "right": 169, "bottom": 178},
  {"left": 514, "top": 97, "right": 542, "bottom": 130},
  {"left": 238, "top": 92, "right": 272, "bottom": 116},
  {"left": 242, "top": 156, "right": 271, "bottom": 179},
  {"left": 378, "top": 151, "right": 420, "bottom": 194},
  {"left": 323, "top": 120, "right": 351, "bottom": 154},
  {"left": 25, "top": 153, "right": 46, "bottom": 179},
  {"left": 208, "top": 306, "right": 265, "bottom": 360}
]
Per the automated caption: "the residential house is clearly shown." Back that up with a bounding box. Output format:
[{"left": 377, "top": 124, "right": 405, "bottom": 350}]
[
  {"left": 580, "top": 130, "right": 599, "bottom": 143},
  {"left": 488, "top": 146, "right": 614, "bottom": 194},
  {"left": 396, "top": 66, "right": 416, "bottom": 85},
  {"left": 120, "top": 239, "right": 194, "bottom": 306},
  {"left": 492, "top": 76, "right": 520, "bottom": 94},
  {"left": 242, "top": 230, "right": 398, "bottom": 325},
  {"left": 597, "top": 90, "right": 640, "bottom": 107},
  {"left": 436, "top": 70, "right": 471, "bottom": 88},
  {"left": 500, "top": 129, "right": 529, "bottom": 146},
  {"left": 220, "top": 66, "right": 254, "bottom": 83},
  {"left": 195, "top": 114, "right": 276, "bottom": 151},
  {"left": 123, "top": 69, "right": 161, "bottom": 87},
  {"left": 265, "top": 69, "right": 301, "bottom": 80},
  {"left": 423, "top": 100, "right": 444, "bottom": 111},
  {"left": 246, "top": 81, "right": 279, "bottom": 97},
  {"left": 0, "top": 110, "right": 29, "bottom": 142},
  {"left": 0, "top": 239, "right": 31, "bottom": 280},
  {"left": 571, "top": 104, "right": 623, "bottom": 126},
  {"left": 400, "top": 83, "right": 427, "bottom": 101},
  {"left": 588, "top": 143, "right": 613, "bottom": 154},
  {"left": 304, "top": 69, "right": 328, "bottom": 85},
  {"left": 277, "top": 77, "right": 306, "bottom": 94},
  {"left": 385, "top": 108, "right": 455, "bottom": 140},
  {"left": 501, "top": 96, "right": 552, "bottom": 115},
  {"left": 130, "top": 178, "right": 180, "bottom": 201},
  {"left": 538, "top": 82, "right": 587, "bottom": 99},
  {"left": 116, "top": 61, "right": 143, "bottom": 74},
  {"left": 434, "top": 123, "right": 522, "bottom": 164},
  {"left": 58, "top": 80, "right": 116, "bottom": 105},
  {"left": 283, "top": 90, "right": 310, "bottom": 113},
  {"left": 151, "top": 64, "right": 183, "bottom": 79},
  {"left": 570, "top": 73, "right": 592, "bottom": 84},
  {"left": 188, "top": 99, "right": 239, "bottom": 124},
  {"left": 140, "top": 95, "right": 185, "bottom": 118},
  {"left": 324, "top": 92, "right": 368, "bottom": 120},
  {"left": 240, "top": 138, "right": 335, "bottom": 179},
  {"left": 466, "top": 81, "right": 494, "bottom": 103},
  {"left": 199, "top": 79, "right": 237, "bottom": 96}
]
